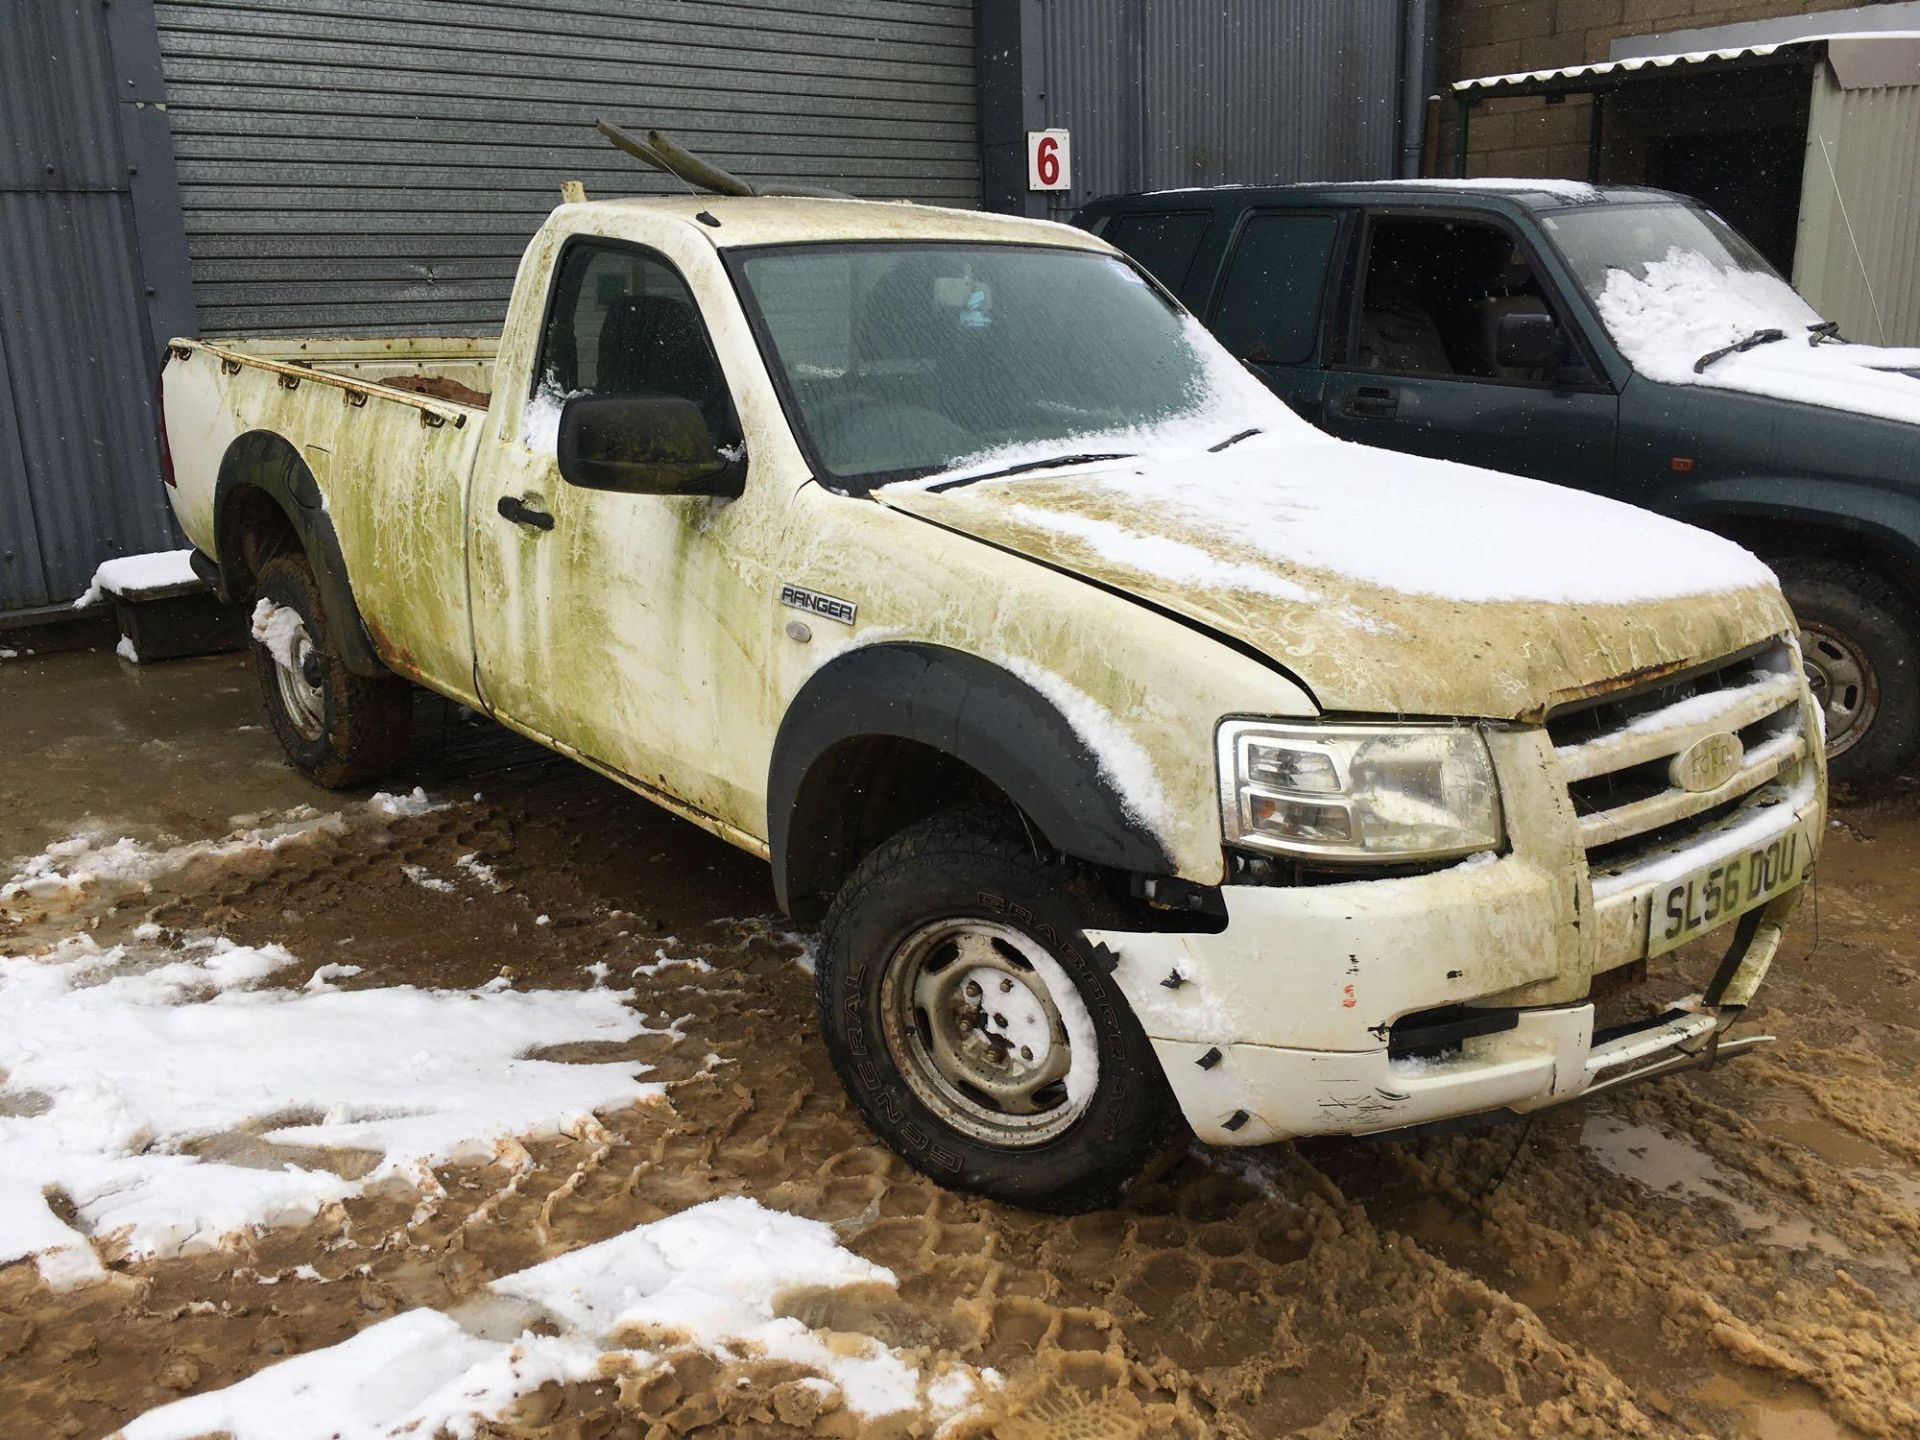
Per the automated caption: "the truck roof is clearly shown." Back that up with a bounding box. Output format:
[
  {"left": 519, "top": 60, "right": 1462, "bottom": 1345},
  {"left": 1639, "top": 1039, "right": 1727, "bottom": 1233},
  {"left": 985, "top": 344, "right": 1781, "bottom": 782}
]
[
  {"left": 557, "top": 194, "right": 1113, "bottom": 251},
  {"left": 1082, "top": 179, "right": 1684, "bottom": 214}
]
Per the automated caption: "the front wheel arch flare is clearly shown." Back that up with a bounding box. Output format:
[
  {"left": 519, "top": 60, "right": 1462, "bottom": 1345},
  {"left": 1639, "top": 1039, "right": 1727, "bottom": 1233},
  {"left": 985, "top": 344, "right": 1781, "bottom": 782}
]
[{"left": 767, "top": 643, "right": 1176, "bottom": 917}]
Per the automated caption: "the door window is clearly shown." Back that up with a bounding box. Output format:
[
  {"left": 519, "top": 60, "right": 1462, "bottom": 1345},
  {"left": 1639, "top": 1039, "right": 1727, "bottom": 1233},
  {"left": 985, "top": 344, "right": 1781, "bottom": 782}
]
[
  {"left": 1209, "top": 213, "right": 1339, "bottom": 366},
  {"left": 1351, "top": 216, "right": 1583, "bottom": 386},
  {"left": 1103, "top": 211, "right": 1213, "bottom": 294},
  {"left": 534, "top": 241, "right": 736, "bottom": 441}
]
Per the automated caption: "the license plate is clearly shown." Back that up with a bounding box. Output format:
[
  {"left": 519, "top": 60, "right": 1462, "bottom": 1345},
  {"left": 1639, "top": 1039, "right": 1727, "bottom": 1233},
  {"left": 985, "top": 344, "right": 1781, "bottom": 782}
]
[{"left": 1647, "top": 823, "right": 1809, "bottom": 958}]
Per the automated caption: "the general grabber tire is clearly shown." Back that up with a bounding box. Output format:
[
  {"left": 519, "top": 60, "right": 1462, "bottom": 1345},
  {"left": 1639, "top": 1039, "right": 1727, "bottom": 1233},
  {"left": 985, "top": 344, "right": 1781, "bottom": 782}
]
[
  {"left": 1776, "top": 557, "right": 1920, "bottom": 787},
  {"left": 816, "top": 810, "right": 1186, "bottom": 1213},
  {"left": 252, "top": 552, "right": 411, "bottom": 789}
]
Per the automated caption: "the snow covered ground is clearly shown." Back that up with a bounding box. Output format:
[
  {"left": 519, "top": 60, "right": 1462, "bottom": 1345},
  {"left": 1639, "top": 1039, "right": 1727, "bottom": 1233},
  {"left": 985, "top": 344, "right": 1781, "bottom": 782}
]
[{"left": 120, "top": 1197, "right": 992, "bottom": 1439}]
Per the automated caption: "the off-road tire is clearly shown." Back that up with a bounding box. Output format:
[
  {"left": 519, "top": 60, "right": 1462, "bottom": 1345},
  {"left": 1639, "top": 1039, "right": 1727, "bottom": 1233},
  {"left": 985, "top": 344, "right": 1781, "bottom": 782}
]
[
  {"left": 252, "top": 552, "right": 411, "bottom": 789},
  {"left": 1776, "top": 557, "right": 1919, "bottom": 787},
  {"left": 816, "top": 810, "right": 1186, "bottom": 1213}
]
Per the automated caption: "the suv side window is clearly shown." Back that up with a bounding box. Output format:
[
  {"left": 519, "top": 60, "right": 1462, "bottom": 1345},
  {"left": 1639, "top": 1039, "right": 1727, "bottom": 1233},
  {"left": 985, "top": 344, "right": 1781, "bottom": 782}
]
[
  {"left": 1103, "top": 211, "right": 1212, "bottom": 294},
  {"left": 535, "top": 240, "right": 737, "bottom": 440},
  {"left": 1209, "top": 212, "right": 1339, "bottom": 366},
  {"left": 1350, "top": 215, "right": 1586, "bottom": 386}
]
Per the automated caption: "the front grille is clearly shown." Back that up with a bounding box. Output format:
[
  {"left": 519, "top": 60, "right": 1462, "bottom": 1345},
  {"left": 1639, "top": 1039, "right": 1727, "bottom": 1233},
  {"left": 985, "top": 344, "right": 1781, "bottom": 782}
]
[{"left": 1547, "top": 640, "right": 1808, "bottom": 869}]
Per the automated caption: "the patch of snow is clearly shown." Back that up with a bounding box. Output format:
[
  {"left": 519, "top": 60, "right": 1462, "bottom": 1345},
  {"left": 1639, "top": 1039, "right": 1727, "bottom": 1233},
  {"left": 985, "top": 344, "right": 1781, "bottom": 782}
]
[
  {"left": 1003, "top": 657, "right": 1175, "bottom": 847},
  {"left": 115, "top": 635, "right": 140, "bottom": 664},
  {"left": 0, "top": 928, "right": 657, "bottom": 1278},
  {"left": 0, "top": 647, "right": 19, "bottom": 661},
  {"left": 1, "top": 794, "right": 437, "bottom": 908},
  {"left": 1007, "top": 503, "right": 1313, "bottom": 602},
  {"left": 521, "top": 375, "right": 583, "bottom": 453},
  {"left": 250, "top": 597, "right": 306, "bottom": 671},
  {"left": 72, "top": 549, "right": 199, "bottom": 608},
  {"left": 304, "top": 963, "right": 362, "bottom": 992},
  {"left": 401, "top": 863, "right": 456, "bottom": 894},
  {"left": 1367, "top": 177, "right": 1603, "bottom": 201},
  {"left": 122, "top": 1196, "right": 997, "bottom": 1439},
  {"left": 1593, "top": 247, "right": 1920, "bottom": 427},
  {"left": 455, "top": 852, "right": 504, "bottom": 891}
]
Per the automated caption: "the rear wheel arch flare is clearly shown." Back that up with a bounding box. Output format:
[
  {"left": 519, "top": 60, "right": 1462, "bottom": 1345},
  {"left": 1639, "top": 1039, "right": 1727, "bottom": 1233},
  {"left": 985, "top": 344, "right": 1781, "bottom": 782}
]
[
  {"left": 768, "top": 643, "right": 1175, "bottom": 919},
  {"left": 213, "top": 430, "right": 384, "bottom": 677}
]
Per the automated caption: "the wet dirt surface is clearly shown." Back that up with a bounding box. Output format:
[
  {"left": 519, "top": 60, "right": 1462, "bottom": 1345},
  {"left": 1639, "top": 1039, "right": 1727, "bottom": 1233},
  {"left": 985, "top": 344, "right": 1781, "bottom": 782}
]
[{"left": 3, "top": 647, "right": 1919, "bottom": 1439}]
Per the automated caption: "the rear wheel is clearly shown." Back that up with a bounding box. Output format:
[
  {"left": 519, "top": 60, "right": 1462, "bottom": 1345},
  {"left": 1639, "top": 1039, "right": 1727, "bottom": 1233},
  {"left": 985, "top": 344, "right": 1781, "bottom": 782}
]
[
  {"left": 252, "top": 552, "right": 411, "bottom": 788},
  {"left": 816, "top": 811, "right": 1184, "bottom": 1213},
  {"left": 1776, "top": 557, "right": 1919, "bottom": 786}
]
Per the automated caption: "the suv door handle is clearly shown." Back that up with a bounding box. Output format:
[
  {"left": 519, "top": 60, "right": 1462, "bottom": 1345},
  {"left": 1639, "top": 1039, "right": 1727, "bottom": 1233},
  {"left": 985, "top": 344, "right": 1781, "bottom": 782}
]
[
  {"left": 497, "top": 495, "right": 555, "bottom": 531},
  {"left": 1340, "top": 384, "right": 1399, "bottom": 419}
]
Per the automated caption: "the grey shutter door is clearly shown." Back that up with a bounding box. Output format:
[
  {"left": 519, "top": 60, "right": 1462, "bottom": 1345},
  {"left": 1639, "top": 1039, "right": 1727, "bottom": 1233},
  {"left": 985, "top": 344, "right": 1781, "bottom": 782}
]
[{"left": 153, "top": 0, "right": 979, "bottom": 337}]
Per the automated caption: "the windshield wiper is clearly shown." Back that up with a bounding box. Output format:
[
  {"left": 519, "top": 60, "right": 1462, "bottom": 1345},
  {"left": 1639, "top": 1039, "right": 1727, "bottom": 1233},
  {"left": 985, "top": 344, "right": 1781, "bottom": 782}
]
[
  {"left": 925, "top": 452, "right": 1135, "bottom": 494},
  {"left": 1807, "top": 320, "right": 1843, "bottom": 346},
  {"left": 1207, "top": 427, "right": 1262, "bottom": 453},
  {"left": 1694, "top": 328, "right": 1787, "bottom": 373}
]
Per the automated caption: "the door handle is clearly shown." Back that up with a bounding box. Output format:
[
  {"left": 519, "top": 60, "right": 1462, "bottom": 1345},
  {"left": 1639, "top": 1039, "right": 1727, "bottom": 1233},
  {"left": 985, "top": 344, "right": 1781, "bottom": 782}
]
[
  {"left": 497, "top": 495, "right": 554, "bottom": 531},
  {"left": 1340, "top": 384, "right": 1399, "bottom": 419}
]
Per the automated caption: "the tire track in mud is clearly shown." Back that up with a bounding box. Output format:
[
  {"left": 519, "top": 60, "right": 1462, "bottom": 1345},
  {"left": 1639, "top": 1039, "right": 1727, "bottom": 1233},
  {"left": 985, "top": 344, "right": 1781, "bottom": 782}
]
[{"left": 4, "top": 771, "right": 1919, "bottom": 1439}]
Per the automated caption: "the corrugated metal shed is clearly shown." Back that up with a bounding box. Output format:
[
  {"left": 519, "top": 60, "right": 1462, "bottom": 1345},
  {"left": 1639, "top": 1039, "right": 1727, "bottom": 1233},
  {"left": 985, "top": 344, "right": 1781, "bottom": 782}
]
[
  {"left": 152, "top": 0, "right": 982, "bottom": 336},
  {"left": 1796, "top": 43, "right": 1920, "bottom": 346},
  {"left": 1031, "top": 0, "right": 1405, "bottom": 221},
  {"left": 0, "top": 1, "right": 188, "bottom": 610}
]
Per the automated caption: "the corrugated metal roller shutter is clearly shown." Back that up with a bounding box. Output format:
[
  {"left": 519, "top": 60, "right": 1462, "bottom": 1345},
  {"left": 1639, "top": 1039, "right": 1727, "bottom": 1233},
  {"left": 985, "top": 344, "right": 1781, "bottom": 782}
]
[{"left": 153, "top": 0, "right": 979, "bottom": 336}]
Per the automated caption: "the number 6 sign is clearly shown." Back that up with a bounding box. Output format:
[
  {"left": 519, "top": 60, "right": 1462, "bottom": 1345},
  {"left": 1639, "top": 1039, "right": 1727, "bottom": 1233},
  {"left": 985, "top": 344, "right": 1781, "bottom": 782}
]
[{"left": 1026, "top": 130, "right": 1071, "bottom": 191}]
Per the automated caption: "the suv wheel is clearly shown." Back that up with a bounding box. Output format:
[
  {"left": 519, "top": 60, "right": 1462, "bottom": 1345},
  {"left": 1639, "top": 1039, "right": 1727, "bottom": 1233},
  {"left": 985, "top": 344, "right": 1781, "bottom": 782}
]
[
  {"left": 816, "top": 811, "right": 1184, "bottom": 1213},
  {"left": 252, "top": 553, "right": 412, "bottom": 788},
  {"left": 1776, "top": 557, "right": 1919, "bottom": 786}
]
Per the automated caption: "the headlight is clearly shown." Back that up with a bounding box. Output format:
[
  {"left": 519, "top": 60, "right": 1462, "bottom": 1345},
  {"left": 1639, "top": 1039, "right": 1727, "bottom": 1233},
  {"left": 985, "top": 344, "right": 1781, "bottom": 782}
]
[{"left": 1217, "top": 720, "right": 1504, "bottom": 861}]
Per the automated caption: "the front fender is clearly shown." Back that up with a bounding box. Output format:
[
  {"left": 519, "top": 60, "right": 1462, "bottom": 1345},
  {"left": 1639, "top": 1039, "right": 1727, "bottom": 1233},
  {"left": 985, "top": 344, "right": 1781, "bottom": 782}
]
[{"left": 768, "top": 643, "right": 1178, "bottom": 914}]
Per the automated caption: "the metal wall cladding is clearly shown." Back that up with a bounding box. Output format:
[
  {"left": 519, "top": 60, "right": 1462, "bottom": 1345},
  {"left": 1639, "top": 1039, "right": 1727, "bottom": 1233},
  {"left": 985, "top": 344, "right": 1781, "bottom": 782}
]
[
  {"left": 1796, "top": 68, "right": 1920, "bottom": 347},
  {"left": 1, "top": 3, "right": 181, "bottom": 609},
  {"left": 152, "top": 0, "right": 982, "bottom": 336},
  {"left": 1036, "top": 0, "right": 1404, "bottom": 221}
]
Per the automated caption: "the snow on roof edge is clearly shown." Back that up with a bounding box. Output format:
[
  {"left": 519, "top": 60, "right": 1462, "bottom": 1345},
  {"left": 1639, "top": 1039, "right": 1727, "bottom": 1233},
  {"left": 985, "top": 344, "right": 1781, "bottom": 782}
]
[{"left": 1453, "top": 38, "right": 1797, "bottom": 92}]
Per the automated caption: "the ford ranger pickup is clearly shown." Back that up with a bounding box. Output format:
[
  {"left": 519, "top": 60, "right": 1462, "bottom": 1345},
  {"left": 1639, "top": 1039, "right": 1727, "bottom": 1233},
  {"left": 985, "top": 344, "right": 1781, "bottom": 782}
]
[{"left": 158, "top": 188, "right": 1825, "bottom": 1211}]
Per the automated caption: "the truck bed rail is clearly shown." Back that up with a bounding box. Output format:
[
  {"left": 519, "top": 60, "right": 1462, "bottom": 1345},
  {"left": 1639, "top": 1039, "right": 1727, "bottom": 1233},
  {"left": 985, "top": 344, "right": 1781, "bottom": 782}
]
[{"left": 168, "top": 339, "right": 477, "bottom": 430}]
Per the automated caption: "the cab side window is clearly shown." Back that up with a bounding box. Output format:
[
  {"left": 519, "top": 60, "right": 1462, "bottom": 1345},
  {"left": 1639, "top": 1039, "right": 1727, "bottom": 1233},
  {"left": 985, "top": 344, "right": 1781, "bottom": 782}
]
[
  {"left": 535, "top": 241, "right": 737, "bottom": 442},
  {"left": 1352, "top": 216, "right": 1580, "bottom": 386},
  {"left": 1103, "top": 211, "right": 1212, "bottom": 296},
  {"left": 1209, "top": 212, "right": 1339, "bottom": 366}
]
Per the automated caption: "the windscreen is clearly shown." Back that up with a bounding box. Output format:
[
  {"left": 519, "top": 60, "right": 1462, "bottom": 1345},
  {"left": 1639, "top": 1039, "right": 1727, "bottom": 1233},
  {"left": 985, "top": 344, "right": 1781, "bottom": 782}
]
[
  {"left": 1542, "top": 202, "right": 1815, "bottom": 324},
  {"left": 733, "top": 243, "right": 1276, "bottom": 490}
]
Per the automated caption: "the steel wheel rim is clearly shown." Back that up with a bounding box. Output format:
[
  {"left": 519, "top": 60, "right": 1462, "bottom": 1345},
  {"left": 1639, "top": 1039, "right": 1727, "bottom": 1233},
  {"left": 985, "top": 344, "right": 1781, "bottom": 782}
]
[
  {"left": 271, "top": 624, "right": 327, "bottom": 743},
  {"left": 878, "top": 917, "right": 1096, "bottom": 1148},
  {"left": 1800, "top": 620, "right": 1878, "bottom": 757}
]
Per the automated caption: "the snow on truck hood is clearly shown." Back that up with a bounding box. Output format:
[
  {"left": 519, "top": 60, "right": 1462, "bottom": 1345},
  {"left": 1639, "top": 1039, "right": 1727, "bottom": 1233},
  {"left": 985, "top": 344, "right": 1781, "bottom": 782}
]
[{"left": 879, "top": 432, "right": 1791, "bottom": 721}]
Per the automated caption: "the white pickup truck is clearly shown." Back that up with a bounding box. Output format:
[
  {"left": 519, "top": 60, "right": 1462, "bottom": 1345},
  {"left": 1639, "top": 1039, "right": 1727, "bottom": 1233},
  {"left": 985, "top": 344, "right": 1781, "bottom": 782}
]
[{"left": 159, "top": 189, "right": 1824, "bottom": 1211}]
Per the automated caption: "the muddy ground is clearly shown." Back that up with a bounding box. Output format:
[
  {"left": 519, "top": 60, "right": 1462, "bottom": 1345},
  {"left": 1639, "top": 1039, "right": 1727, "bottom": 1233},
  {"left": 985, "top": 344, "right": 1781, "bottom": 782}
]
[{"left": 3, "top": 647, "right": 1918, "bottom": 1439}]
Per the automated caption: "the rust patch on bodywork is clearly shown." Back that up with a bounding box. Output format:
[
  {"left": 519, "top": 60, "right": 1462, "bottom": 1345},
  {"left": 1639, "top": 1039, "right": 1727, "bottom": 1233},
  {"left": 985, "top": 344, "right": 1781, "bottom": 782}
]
[{"left": 1520, "top": 657, "right": 1701, "bottom": 724}]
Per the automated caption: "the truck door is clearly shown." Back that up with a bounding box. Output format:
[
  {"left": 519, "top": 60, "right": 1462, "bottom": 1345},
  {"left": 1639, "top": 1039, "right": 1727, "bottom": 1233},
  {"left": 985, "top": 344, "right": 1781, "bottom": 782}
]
[
  {"left": 1204, "top": 209, "right": 1344, "bottom": 423},
  {"left": 1317, "top": 211, "right": 1618, "bottom": 489},
  {"left": 467, "top": 236, "right": 766, "bottom": 837}
]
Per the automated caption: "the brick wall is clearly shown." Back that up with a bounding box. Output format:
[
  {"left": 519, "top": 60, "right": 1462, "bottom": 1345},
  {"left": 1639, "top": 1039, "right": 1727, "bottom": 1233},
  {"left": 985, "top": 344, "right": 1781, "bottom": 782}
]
[{"left": 1432, "top": 0, "right": 1869, "bottom": 176}]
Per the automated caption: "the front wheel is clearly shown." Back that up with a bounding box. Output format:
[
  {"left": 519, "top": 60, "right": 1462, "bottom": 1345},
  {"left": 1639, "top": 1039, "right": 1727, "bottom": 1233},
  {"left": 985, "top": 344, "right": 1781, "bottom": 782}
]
[
  {"left": 1776, "top": 557, "right": 1919, "bottom": 787},
  {"left": 252, "top": 553, "right": 412, "bottom": 788},
  {"left": 816, "top": 812, "right": 1184, "bottom": 1213}
]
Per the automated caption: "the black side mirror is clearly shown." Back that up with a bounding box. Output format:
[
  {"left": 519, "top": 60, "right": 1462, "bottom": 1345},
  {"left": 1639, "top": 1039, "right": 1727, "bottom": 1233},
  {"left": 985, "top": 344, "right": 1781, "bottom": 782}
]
[
  {"left": 556, "top": 394, "right": 744, "bottom": 497},
  {"left": 1495, "top": 311, "right": 1566, "bottom": 371}
]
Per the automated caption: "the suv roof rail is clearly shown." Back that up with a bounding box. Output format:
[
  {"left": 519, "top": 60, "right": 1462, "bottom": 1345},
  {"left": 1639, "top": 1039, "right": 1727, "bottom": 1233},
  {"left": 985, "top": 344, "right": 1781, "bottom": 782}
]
[{"left": 596, "top": 120, "right": 855, "bottom": 201}]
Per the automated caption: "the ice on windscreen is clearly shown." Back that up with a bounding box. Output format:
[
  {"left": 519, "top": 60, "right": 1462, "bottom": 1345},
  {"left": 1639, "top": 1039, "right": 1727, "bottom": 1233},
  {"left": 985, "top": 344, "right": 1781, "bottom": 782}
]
[{"left": 1596, "top": 247, "right": 1920, "bottom": 426}]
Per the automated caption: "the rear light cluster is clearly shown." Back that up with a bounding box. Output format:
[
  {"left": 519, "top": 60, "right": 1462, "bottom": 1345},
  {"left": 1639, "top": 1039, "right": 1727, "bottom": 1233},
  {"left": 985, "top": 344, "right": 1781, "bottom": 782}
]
[{"left": 156, "top": 366, "right": 176, "bottom": 488}]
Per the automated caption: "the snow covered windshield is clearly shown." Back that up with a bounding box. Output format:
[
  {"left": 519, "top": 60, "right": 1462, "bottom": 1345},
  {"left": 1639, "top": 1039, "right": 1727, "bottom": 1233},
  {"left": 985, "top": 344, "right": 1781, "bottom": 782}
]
[
  {"left": 735, "top": 243, "right": 1283, "bottom": 491},
  {"left": 1542, "top": 201, "right": 1793, "bottom": 312}
]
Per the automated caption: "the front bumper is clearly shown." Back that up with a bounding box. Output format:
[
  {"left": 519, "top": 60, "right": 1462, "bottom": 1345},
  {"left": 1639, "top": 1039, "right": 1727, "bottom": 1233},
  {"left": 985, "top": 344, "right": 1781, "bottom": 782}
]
[{"left": 1089, "top": 754, "right": 1821, "bottom": 1147}]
